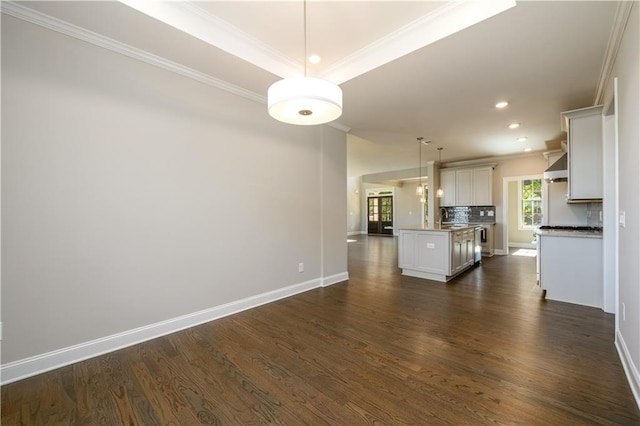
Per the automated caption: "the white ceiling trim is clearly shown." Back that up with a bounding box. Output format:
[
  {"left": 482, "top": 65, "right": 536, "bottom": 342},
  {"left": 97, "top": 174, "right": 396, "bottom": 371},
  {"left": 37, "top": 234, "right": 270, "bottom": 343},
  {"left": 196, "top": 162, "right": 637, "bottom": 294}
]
[
  {"left": 321, "top": 0, "right": 517, "bottom": 84},
  {"left": 118, "top": 0, "right": 515, "bottom": 85},
  {"left": 594, "top": 0, "right": 635, "bottom": 106},
  {"left": 1, "top": 1, "right": 266, "bottom": 104},
  {"left": 1, "top": 1, "right": 352, "bottom": 133},
  {"left": 118, "top": 0, "right": 301, "bottom": 78}
]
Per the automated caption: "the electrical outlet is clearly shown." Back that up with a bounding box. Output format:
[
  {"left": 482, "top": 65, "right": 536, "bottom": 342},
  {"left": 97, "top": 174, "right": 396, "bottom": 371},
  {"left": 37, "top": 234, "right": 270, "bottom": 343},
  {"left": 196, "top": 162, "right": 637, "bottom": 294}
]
[
  {"left": 480, "top": 211, "right": 485, "bottom": 216},
  {"left": 488, "top": 211, "right": 494, "bottom": 217},
  {"left": 298, "top": 262, "right": 304, "bottom": 273},
  {"left": 426, "top": 243, "right": 435, "bottom": 249},
  {"left": 599, "top": 211, "right": 603, "bottom": 221},
  {"left": 619, "top": 211, "right": 626, "bottom": 228}
]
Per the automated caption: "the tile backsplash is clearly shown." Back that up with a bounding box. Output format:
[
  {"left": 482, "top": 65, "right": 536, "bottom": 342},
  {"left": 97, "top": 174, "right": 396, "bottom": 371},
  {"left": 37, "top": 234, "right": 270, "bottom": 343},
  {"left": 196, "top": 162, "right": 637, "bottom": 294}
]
[
  {"left": 586, "top": 202, "right": 603, "bottom": 227},
  {"left": 441, "top": 206, "right": 496, "bottom": 224}
]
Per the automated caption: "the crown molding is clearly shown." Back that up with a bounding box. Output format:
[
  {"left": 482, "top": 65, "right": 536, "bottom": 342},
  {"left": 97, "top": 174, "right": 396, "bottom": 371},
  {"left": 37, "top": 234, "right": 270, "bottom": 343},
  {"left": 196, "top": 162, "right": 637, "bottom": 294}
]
[
  {"left": 119, "top": 0, "right": 301, "bottom": 78},
  {"left": 106, "top": 0, "right": 514, "bottom": 86},
  {"left": 118, "top": 0, "right": 515, "bottom": 85},
  {"left": 440, "top": 150, "right": 542, "bottom": 169},
  {"left": 0, "top": 1, "right": 266, "bottom": 105},
  {"left": 1, "top": 1, "right": 352, "bottom": 131},
  {"left": 594, "top": 1, "right": 635, "bottom": 106}
]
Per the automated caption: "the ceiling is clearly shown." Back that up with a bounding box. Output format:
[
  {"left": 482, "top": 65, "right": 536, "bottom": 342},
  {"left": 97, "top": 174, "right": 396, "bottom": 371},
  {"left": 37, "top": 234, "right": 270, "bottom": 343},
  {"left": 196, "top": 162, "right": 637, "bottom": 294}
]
[{"left": 10, "top": 1, "right": 620, "bottom": 177}]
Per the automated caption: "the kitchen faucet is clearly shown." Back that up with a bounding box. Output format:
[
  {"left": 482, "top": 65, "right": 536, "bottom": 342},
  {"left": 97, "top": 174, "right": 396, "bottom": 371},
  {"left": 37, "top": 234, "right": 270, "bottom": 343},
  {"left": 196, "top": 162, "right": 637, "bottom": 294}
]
[{"left": 439, "top": 207, "right": 449, "bottom": 227}]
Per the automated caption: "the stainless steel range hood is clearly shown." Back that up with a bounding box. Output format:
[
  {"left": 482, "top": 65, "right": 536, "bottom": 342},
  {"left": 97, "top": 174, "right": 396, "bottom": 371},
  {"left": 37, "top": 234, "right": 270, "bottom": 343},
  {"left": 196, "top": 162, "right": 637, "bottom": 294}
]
[{"left": 544, "top": 153, "right": 567, "bottom": 182}]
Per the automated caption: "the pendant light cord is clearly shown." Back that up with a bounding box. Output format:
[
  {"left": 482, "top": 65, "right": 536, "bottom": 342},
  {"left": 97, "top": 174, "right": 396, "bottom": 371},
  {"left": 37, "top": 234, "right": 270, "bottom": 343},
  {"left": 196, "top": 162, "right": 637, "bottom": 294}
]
[
  {"left": 418, "top": 139, "right": 422, "bottom": 187},
  {"left": 303, "top": 0, "right": 308, "bottom": 77}
]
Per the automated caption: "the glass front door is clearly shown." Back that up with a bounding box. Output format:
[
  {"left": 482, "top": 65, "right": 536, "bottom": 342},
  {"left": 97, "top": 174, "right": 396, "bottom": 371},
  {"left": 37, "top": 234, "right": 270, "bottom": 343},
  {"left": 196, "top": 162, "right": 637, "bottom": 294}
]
[{"left": 367, "top": 196, "right": 393, "bottom": 235}]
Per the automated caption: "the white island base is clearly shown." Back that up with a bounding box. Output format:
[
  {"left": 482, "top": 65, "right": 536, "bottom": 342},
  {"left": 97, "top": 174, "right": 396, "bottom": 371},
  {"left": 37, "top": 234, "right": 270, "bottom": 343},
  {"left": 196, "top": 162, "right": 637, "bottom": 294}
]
[
  {"left": 399, "top": 225, "right": 480, "bottom": 283},
  {"left": 401, "top": 266, "right": 476, "bottom": 282}
]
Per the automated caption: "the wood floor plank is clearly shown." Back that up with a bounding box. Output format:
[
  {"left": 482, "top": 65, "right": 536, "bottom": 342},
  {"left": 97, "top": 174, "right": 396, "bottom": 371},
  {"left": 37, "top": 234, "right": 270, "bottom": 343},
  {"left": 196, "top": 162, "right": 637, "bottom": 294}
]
[{"left": 2, "top": 236, "right": 639, "bottom": 424}]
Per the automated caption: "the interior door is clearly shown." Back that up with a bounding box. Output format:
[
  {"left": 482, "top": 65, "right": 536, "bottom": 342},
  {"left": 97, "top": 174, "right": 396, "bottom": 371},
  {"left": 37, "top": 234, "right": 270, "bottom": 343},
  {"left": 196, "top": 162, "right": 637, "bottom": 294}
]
[{"left": 367, "top": 196, "right": 393, "bottom": 235}]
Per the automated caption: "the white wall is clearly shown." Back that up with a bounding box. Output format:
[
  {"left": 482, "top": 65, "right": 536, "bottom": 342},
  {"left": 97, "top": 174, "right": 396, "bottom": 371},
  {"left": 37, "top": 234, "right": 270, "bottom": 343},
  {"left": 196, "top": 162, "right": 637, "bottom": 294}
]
[
  {"left": 1, "top": 15, "right": 347, "bottom": 376},
  {"left": 347, "top": 176, "right": 362, "bottom": 235},
  {"left": 358, "top": 162, "right": 436, "bottom": 233},
  {"left": 321, "top": 126, "right": 348, "bottom": 279},
  {"left": 393, "top": 183, "right": 424, "bottom": 230},
  {"left": 357, "top": 181, "right": 425, "bottom": 235},
  {"left": 602, "top": 114, "right": 616, "bottom": 314},
  {"left": 603, "top": 2, "right": 640, "bottom": 405}
]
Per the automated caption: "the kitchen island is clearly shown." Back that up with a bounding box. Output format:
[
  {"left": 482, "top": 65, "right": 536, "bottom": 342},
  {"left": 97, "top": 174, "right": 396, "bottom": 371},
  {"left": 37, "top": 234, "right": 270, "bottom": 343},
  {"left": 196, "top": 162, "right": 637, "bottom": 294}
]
[
  {"left": 398, "top": 224, "right": 481, "bottom": 282},
  {"left": 536, "top": 226, "right": 603, "bottom": 308}
]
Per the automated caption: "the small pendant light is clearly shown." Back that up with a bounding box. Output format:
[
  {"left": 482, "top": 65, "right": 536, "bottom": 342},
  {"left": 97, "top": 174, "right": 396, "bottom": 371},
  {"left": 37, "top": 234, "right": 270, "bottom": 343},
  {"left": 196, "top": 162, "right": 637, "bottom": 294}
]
[
  {"left": 416, "top": 137, "right": 424, "bottom": 197},
  {"left": 436, "top": 147, "right": 444, "bottom": 198}
]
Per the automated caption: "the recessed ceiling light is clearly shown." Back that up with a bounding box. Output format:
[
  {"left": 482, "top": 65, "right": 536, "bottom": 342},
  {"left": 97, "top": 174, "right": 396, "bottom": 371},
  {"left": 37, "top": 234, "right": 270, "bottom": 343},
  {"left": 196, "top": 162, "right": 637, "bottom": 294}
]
[
  {"left": 517, "top": 137, "right": 528, "bottom": 142},
  {"left": 524, "top": 147, "right": 532, "bottom": 152},
  {"left": 495, "top": 101, "right": 509, "bottom": 109},
  {"left": 309, "top": 55, "right": 321, "bottom": 64},
  {"left": 508, "top": 123, "right": 520, "bottom": 129}
]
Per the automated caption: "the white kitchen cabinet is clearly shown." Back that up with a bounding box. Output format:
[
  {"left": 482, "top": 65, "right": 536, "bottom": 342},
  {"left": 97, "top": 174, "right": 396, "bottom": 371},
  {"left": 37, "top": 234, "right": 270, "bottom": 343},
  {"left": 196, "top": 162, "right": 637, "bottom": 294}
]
[
  {"left": 440, "top": 169, "right": 456, "bottom": 207},
  {"left": 439, "top": 166, "right": 493, "bottom": 206},
  {"left": 539, "top": 233, "right": 603, "bottom": 308},
  {"left": 561, "top": 105, "right": 603, "bottom": 202},
  {"left": 451, "top": 229, "right": 475, "bottom": 274},
  {"left": 472, "top": 167, "right": 493, "bottom": 205},
  {"left": 465, "top": 230, "right": 475, "bottom": 266},
  {"left": 455, "top": 169, "right": 473, "bottom": 206},
  {"left": 399, "top": 230, "right": 450, "bottom": 276},
  {"left": 399, "top": 227, "right": 478, "bottom": 282},
  {"left": 399, "top": 231, "right": 417, "bottom": 269},
  {"left": 451, "top": 232, "right": 463, "bottom": 274}
]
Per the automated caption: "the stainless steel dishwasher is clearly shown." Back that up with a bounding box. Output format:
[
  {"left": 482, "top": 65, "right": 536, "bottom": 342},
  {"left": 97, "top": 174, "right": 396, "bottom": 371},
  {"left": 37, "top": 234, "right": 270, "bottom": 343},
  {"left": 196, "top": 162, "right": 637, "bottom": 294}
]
[{"left": 474, "top": 226, "right": 482, "bottom": 264}]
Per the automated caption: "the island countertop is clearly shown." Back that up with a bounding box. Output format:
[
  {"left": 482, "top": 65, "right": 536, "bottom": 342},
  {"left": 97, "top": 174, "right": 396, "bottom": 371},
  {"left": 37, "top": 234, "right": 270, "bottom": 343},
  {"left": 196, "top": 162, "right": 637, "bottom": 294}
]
[
  {"left": 399, "top": 224, "right": 479, "bottom": 232},
  {"left": 535, "top": 227, "right": 603, "bottom": 239}
]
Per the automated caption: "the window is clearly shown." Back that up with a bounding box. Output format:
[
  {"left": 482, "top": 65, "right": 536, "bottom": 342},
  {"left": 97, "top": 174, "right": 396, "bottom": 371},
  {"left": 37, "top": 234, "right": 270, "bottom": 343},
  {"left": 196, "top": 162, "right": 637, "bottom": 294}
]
[{"left": 519, "top": 179, "right": 542, "bottom": 229}]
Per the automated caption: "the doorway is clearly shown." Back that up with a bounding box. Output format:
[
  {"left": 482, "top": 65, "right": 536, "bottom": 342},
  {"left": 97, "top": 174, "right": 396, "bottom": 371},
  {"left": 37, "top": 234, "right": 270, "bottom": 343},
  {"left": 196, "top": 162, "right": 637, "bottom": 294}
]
[
  {"left": 502, "top": 175, "right": 543, "bottom": 253},
  {"left": 367, "top": 195, "right": 393, "bottom": 235}
]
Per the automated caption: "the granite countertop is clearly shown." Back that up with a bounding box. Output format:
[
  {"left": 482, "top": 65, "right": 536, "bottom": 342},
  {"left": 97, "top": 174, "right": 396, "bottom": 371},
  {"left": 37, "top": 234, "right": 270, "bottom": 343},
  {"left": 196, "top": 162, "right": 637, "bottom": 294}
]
[
  {"left": 535, "top": 228, "right": 603, "bottom": 239},
  {"left": 400, "top": 224, "right": 479, "bottom": 232},
  {"left": 444, "top": 221, "right": 496, "bottom": 226}
]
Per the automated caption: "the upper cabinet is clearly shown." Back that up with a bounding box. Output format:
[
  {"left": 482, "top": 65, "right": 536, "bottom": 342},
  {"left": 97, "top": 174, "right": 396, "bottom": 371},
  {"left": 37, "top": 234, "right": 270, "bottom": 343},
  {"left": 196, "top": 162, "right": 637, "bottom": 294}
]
[
  {"left": 454, "top": 169, "right": 473, "bottom": 206},
  {"left": 561, "top": 105, "right": 603, "bottom": 202},
  {"left": 440, "top": 166, "right": 493, "bottom": 207},
  {"left": 440, "top": 169, "right": 457, "bottom": 207},
  {"left": 472, "top": 167, "right": 493, "bottom": 205}
]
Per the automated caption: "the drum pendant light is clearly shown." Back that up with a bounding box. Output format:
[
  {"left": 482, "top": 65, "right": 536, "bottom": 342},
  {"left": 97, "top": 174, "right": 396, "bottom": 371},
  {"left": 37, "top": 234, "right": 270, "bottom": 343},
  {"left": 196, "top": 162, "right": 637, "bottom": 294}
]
[{"left": 268, "top": 0, "right": 342, "bottom": 125}]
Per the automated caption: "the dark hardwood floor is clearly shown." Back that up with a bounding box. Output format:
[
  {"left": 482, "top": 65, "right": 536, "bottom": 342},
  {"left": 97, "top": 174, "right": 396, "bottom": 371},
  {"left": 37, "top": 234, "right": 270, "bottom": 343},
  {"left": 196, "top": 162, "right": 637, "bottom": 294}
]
[{"left": 3, "top": 235, "right": 639, "bottom": 424}]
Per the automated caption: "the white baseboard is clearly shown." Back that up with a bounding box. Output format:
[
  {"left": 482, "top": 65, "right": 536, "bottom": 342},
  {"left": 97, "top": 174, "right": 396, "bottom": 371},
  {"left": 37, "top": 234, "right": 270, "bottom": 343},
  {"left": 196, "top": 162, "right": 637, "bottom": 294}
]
[
  {"left": 347, "top": 231, "right": 365, "bottom": 236},
  {"left": 616, "top": 329, "right": 640, "bottom": 410},
  {"left": 1, "top": 273, "right": 347, "bottom": 385},
  {"left": 322, "top": 272, "right": 349, "bottom": 287},
  {"left": 494, "top": 249, "right": 507, "bottom": 255},
  {"left": 508, "top": 242, "right": 536, "bottom": 249}
]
